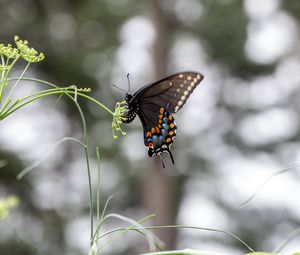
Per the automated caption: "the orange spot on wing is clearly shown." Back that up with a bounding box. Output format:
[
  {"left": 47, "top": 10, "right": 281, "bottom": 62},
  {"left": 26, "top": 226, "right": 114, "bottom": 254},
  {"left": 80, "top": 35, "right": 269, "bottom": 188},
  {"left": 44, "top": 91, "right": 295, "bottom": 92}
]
[
  {"left": 148, "top": 142, "right": 153, "bottom": 148},
  {"left": 160, "top": 108, "right": 164, "bottom": 114},
  {"left": 170, "top": 123, "right": 175, "bottom": 128},
  {"left": 155, "top": 126, "right": 160, "bottom": 133},
  {"left": 168, "top": 115, "right": 173, "bottom": 121},
  {"left": 151, "top": 128, "right": 156, "bottom": 134},
  {"left": 159, "top": 114, "right": 163, "bottom": 119},
  {"left": 169, "top": 131, "right": 174, "bottom": 136},
  {"left": 166, "top": 138, "right": 172, "bottom": 143},
  {"left": 146, "top": 131, "right": 152, "bottom": 138},
  {"left": 158, "top": 119, "right": 163, "bottom": 124}
]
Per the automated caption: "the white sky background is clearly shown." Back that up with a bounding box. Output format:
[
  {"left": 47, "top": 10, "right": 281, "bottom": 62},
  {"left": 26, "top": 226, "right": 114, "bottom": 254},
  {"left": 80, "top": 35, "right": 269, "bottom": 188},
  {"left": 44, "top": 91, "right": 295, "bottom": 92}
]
[{"left": 1, "top": 0, "right": 300, "bottom": 253}]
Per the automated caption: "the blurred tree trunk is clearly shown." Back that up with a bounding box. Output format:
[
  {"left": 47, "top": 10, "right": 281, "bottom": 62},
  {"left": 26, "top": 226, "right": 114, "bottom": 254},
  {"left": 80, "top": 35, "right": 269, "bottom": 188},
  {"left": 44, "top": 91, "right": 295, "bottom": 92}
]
[{"left": 141, "top": 1, "right": 181, "bottom": 250}]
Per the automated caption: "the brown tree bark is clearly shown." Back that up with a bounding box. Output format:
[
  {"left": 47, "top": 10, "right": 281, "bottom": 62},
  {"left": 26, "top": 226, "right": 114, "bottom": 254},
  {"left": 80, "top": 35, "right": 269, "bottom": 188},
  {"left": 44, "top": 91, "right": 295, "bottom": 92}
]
[{"left": 141, "top": 1, "right": 182, "bottom": 250}]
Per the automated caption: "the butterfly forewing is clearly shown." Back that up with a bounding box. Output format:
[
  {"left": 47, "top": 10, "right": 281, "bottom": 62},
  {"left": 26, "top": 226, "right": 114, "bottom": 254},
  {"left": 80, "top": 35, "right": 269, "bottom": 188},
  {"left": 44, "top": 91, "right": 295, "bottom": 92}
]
[{"left": 134, "top": 72, "right": 203, "bottom": 113}]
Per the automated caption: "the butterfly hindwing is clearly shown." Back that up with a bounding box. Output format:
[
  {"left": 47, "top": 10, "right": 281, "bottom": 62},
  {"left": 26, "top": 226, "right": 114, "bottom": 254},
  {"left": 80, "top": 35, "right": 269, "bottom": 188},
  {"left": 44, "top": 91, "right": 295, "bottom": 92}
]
[{"left": 137, "top": 106, "right": 176, "bottom": 163}]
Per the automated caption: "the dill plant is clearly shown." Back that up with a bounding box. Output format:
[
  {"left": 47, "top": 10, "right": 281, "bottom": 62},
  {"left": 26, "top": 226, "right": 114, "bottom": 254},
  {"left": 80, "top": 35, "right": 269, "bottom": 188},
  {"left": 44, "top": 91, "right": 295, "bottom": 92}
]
[{"left": 0, "top": 36, "right": 156, "bottom": 254}]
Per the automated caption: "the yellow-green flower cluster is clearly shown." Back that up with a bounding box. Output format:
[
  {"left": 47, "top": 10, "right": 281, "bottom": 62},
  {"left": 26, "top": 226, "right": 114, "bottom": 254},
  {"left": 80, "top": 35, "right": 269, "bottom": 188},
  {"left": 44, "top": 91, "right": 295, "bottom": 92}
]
[
  {"left": 0, "top": 196, "right": 19, "bottom": 219},
  {"left": 0, "top": 44, "right": 19, "bottom": 59},
  {"left": 112, "top": 100, "right": 127, "bottom": 139},
  {"left": 14, "top": 36, "right": 45, "bottom": 63},
  {"left": 0, "top": 36, "right": 45, "bottom": 64}
]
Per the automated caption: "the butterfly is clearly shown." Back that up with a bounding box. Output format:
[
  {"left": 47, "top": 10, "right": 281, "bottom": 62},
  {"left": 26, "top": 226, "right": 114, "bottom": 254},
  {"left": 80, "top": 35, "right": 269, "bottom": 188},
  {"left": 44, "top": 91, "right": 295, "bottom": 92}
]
[{"left": 122, "top": 71, "right": 204, "bottom": 167}]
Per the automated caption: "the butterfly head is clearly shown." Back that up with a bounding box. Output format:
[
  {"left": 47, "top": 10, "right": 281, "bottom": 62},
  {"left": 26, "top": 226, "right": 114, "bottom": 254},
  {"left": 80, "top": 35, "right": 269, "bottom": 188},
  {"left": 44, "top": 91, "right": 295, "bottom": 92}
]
[{"left": 125, "top": 93, "right": 133, "bottom": 104}]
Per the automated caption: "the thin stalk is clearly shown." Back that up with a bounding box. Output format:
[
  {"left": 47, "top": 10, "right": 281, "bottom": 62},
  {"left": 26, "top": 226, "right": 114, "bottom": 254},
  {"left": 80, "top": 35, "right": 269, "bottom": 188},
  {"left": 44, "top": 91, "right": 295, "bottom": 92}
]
[
  {"left": 0, "top": 56, "right": 5, "bottom": 79},
  {"left": 1, "top": 61, "right": 29, "bottom": 111},
  {"left": 7, "top": 76, "right": 95, "bottom": 245},
  {"left": 1, "top": 88, "right": 114, "bottom": 120},
  {"left": 0, "top": 91, "right": 70, "bottom": 118},
  {"left": 98, "top": 225, "right": 254, "bottom": 253},
  {"left": 239, "top": 164, "right": 297, "bottom": 207},
  {"left": 8, "top": 77, "right": 115, "bottom": 115},
  {"left": 95, "top": 147, "right": 101, "bottom": 243},
  {"left": 92, "top": 195, "right": 114, "bottom": 243},
  {"left": 142, "top": 250, "right": 224, "bottom": 255},
  {"left": 97, "top": 214, "right": 156, "bottom": 253},
  {"left": 0, "top": 56, "right": 7, "bottom": 104},
  {"left": 102, "top": 213, "right": 160, "bottom": 252},
  {"left": 17, "top": 137, "right": 86, "bottom": 180},
  {"left": 273, "top": 226, "right": 300, "bottom": 253},
  {"left": 3, "top": 55, "right": 20, "bottom": 81},
  {"left": 1, "top": 55, "right": 5, "bottom": 66}
]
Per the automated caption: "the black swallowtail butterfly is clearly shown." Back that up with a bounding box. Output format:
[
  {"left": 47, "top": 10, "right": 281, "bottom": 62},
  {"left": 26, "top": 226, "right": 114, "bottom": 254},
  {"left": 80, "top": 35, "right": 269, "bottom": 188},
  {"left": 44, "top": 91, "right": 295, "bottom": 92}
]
[{"left": 122, "top": 71, "right": 204, "bottom": 167}]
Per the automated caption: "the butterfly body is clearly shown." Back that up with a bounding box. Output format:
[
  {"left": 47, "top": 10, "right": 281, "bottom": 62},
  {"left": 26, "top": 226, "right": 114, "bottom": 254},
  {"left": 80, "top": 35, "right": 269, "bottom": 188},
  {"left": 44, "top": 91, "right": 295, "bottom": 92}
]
[{"left": 122, "top": 71, "right": 204, "bottom": 167}]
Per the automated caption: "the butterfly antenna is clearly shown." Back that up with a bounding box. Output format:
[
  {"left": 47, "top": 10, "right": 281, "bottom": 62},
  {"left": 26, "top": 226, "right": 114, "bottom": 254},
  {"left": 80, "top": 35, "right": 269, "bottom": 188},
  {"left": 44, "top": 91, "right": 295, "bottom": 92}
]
[
  {"left": 127, "top": 73, "right": 131, "bottom": 93},
  {"left": 113, "top": 84, "right": 127, "bottom": 93}
]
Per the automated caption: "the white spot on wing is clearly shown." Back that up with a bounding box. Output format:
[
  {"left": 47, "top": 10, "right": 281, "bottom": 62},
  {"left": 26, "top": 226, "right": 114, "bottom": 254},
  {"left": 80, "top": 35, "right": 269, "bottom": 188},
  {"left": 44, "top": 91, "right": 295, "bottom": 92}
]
[
  {"left": 179, "top": 74, "right": 183, "bottom": 78},
  {"left": 187, "top": 76, "right": 192, "bottom": 80}
]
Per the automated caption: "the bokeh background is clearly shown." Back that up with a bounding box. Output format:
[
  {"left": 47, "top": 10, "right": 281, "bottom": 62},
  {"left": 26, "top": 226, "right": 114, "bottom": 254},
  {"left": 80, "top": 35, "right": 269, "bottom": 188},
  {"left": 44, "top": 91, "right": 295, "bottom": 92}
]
[{"left": 1, "top": 0, "right": 300, "bottom": 254}]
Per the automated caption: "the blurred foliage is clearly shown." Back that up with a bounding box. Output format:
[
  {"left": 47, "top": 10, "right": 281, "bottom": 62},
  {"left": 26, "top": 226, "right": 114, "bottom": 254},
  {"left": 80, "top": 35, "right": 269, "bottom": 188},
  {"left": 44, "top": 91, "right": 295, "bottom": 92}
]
[
  {"left": 0, "top": 196, "right": 19, "bottom": 219},
  {"left": 0, "top": 0, "right": 300, "bottom": 254}
]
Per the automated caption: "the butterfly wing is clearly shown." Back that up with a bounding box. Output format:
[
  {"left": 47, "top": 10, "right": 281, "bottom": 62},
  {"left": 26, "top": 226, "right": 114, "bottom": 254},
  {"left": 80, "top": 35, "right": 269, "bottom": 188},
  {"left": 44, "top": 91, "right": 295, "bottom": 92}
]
[
  {"left": 122, "top": 71, "right": 203, "bottom": 166},
  {"left": 131, "top": 72, "right": 203, "bottom": 166},
  {"left": 133, "top": 71, "right": 204, "bottom": 113},
  {"left": 137, "top": 103, "right": 176, "bottom": 165}
]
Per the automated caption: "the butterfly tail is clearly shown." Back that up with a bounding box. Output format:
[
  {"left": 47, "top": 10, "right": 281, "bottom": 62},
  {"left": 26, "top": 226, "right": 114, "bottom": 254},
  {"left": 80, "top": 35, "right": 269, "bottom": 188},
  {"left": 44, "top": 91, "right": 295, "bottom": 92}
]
[
  {"left": 165, "top": 148, "right": 175, "bottom": 165},
  {"left": 158, "top": 153, "right": 166, "bottom": 168}
]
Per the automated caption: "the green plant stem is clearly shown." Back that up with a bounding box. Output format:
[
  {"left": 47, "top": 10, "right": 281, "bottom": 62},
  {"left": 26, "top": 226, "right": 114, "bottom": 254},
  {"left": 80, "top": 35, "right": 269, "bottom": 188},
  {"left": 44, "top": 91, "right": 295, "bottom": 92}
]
[
  {"left": 240, "top": 164, "right": 297, "bottom": 207},
  {"left": 0, "top": 56, "right": 20, "bottom": 105},
  {"left": 95, "top": 147, "right": 101, "bottom": 243},
  {"left": 142, "top": 250, "right": 224, "bottom": 255},
  {"left": 92, "top": 195, "right": 114, "bottom": 243},
  {"left": 97, "top": 214, "right": 156, "bottom": 253},
  {"left": 0, "top": 56, "right": 24, "bottom": 108},
  {"left": 7, "top": 76, "right": 95, "bottom": 245},
  {"left": 17, "top": 137, "right": 86, "bottom": 180},
  {"left": 0, "top": 56, "right": 5, "bottom": 78},
  {"left": 0, "top": 91, "right": 67, "bottom": 118},
  {"left": 4, "top": 55, "right": 20, "bottom": 80},
  {"left": 0, "top": 87, "right": 72, "bottom": 116},
  {"left": 274, "top": 226, "right": 300, "bottom": 253},
  {"left": 0, "top": 56, "right": 7, "bottom": 104},
  {"left": 98, "top": 225, "right": 254, "bottom": 253},
  {"left": 102, "top": 213, "right": 161, "bottom": 252},
  {"left": 8, "top": 77, "right": 115, "bottom": 115},
  {"left": 0, "top": 88, "right": 115, "bottom": 120}
]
